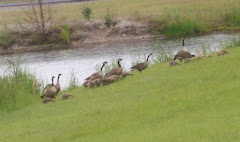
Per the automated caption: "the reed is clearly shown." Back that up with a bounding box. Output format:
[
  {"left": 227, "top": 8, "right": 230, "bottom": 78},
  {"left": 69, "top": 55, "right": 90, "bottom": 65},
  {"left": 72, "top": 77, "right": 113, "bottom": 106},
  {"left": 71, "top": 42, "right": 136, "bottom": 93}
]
[{"left": 0, "top": 57, "right": 42, "bottom": 112}]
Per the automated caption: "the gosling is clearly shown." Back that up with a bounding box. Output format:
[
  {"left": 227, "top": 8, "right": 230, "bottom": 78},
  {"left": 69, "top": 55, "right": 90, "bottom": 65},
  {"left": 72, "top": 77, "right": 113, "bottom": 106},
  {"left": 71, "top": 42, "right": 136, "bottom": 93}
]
[
  {"left": 183, "top": 58, "right": 195, "bottom": 63},
  {"left": 121, "top": 72, "right": 133, "bottom": 78},
  {"left": 207, "top": 54, "right": 212, "bottom": 57},
  {"left": 42, "top": 97, "right": 54, "bottom": 104},
  {"left": 217, "top": 50, "right": 229, "bottom": 56},
  {"left": 61, "top": 93, "right": 73, "bottom": 100},
  {"left": 169, "top": 61, "right": 180, "bottom": 67}
]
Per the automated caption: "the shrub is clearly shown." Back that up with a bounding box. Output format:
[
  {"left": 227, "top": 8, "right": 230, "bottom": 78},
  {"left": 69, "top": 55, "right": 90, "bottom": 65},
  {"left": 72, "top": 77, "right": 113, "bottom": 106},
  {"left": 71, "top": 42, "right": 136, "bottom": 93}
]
[
  {"left": 0, "top": 26, "right": 14, "bottom": 49},
  {"left": 81, "top": 5, "right": 92, "bottom": 20},
  {"left": 104, "top": 9, "right": 117, "bottom": 29},
  {"left": 60, "top": 24, "right": 70, "bottom": 44}
]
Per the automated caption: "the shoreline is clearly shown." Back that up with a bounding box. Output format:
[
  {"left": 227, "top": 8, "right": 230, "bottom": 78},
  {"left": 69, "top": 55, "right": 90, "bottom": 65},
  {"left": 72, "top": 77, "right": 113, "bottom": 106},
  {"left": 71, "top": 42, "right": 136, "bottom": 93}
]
[
  {"left": 0, "top": 29, "right": 239, "bottom": 56},
  {"left": 0, "top": 36, "right": 154, "bottom": 55}
]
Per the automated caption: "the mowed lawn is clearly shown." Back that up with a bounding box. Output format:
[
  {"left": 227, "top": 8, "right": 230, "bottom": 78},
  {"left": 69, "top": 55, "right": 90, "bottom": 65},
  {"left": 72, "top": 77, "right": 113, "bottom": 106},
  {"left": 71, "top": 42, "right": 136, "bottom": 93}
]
[{"left": 0, "top": 47, "right": 240, "bottom": 142}]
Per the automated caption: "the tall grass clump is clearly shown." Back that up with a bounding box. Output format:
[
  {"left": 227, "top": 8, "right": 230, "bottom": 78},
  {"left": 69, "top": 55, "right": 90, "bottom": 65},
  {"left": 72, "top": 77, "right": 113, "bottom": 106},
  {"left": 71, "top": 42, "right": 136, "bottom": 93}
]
[
  {"left": 161, "top": 13, "right": 208, "bottom": 37},
  {"left": 223, "top": 36, "right": 240, "bottom": 49},
  {"left": 60, "top": 24, "right": 71, "bottom": 44},
  {"left": 68, "top": 70, "right": 78, "bottom": 89},
  {"left": 224, "top": 0, "right": 240, "bottom": 27},
  {"left": 153, "top": 42, "right": 173, "bottom": 63},
  {"left": 0, "top": 58, "right": 42, "bottom": 113},
  {"left": 201, "top": 44, "right": 212, "bottom": 54}
]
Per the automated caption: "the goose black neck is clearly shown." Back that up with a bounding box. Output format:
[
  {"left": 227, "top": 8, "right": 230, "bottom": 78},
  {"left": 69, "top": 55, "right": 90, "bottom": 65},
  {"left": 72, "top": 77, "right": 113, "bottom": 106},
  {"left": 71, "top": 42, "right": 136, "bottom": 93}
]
[
  {"left": 182, "top": 39, "right": 185, "bottom": 47},
  {"left": 118, "top": 61, "right": 121, "bottom": 67},
  {"left": 52, "top": 78, "right": 54, "bottom": 86},
  {"left": 57, "top": 75, "right": 60, "bottom": 83},
  {"left": 101, "top": 63, "right": 105, "bottom": 71},
  {"left": 147, "top": 55, "right": 151, "bottom": 61}
]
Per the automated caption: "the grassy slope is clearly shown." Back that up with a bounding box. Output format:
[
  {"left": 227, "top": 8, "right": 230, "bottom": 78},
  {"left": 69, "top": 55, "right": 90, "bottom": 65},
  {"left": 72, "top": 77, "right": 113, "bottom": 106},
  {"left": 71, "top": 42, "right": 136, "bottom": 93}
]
[
  {"left": 0, "top": 0, "right": 239, "bottom": 37},
  {"left": 1, "top": 47, "right": 240, "bottom": 141},
  {"left": 0, "top": 0, "right": 230, "bottom": 23}
]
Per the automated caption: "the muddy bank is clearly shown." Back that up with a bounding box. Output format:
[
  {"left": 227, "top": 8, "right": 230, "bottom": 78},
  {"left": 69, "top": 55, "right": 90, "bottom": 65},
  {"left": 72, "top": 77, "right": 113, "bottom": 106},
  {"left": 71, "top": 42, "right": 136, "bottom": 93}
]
[
  {"left": 0, "top": 19, "right": 153, "bottom": 55},
  {"left": 1, "top": 19, "right": 239, "bottom": 55}
]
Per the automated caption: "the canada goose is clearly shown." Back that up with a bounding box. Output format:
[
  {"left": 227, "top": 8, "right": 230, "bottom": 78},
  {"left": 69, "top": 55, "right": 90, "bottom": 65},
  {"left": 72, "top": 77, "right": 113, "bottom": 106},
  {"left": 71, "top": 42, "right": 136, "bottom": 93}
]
[
  {"left": 105, "top": 59, "right": 123, "bottom": 77},
  {"left": 87, "top": 80, "right": 96, "bottom": 88},
  {"left": 121, "top": 72, "right": 133, "bottom": 78},
  {"left": 44, "top": 76, "right": 55, "bottom": 90},
  {"left": 93, "top": 78, "right": 102, "bottom": 86},
  {"left": 61, "top": 93, "right": 73, "bottom": 100},
  {"left": 87, "top": 78, "right": 102, "bottom": 88},
  {"left": 183, "top": 58, "right": 194, "bottom": 63},
  {"left": 55, "top": 74, "right": 62, "bottom": 94},
  {"left": 44, "top": 84, "right": 53, "bottom": 90},
  {"left": 101, "top": 75, "right": 121, "bottom": 85},
  {"left": 173, "top": 38, "right": 195, "bottom": 62},
  {"left": 169, "top": 61, "right": 180, "bottom": 66},
  {"left": 82, "top": 80, "right": 90, "bottom": 88},
  {"left": 131, "top": 53, "right": 153, "bottom": 73},
  {"left": 207, "top": 54, "right": 212, "bottom": 57},
  {"left": 222, "top": 50, "right": 229, "bottom": 55},
  {"left": 196, "top": 50, "right": 204, "bottom": 59},
  {"left": 85, "top": 61, "right": 108, "bottom": 80},
  {"left": 40, "top": 76, "right": 57, "bottom": 99},
  {"left": 42, "top": 97, "right": 54, "bottom": 104},
  {"left": 217, "top": 50, "right": 229, "bottom": 56}
]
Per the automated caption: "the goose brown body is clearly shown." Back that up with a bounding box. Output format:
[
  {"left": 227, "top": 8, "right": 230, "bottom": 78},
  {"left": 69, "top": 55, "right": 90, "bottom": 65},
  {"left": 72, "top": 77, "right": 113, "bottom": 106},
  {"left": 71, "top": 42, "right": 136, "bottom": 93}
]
[
  {"left": 217, "top": 50, "right": 229, "bottom": 56},
  {"left": 82, "top": 80, "right": 90, "bottom": 87},
  {"left": 169, "top": 61, "right": 180, "bottom": 66},
  {"left": 61, "top": 93, "right": 73, "bottom": 100},
  {"left": 173, "top": 38, "right": 195, "bottom": 62},
  {"left": 131, "top": 53, "right": 153, "bottom": 73},
  {"left": 41, "top": 76, "right": 57, "bottom": 99},
  {"left": 44, "top": 84, "right": 53, "bottom": 90},
  {"left": 42, "top": 97, "right": 54, "bottom": 104},
  {"left": 85, "top": 62, "right": 107, "bottom": 80},
  {"left": 101, "top": 75, "right": 121, "bottom": 85},
  {"left": 121, "top": 72, "right": 133, "bottom": 78},
  {"left": 105, "top": 59, "right": 123, "bottom": 77}
]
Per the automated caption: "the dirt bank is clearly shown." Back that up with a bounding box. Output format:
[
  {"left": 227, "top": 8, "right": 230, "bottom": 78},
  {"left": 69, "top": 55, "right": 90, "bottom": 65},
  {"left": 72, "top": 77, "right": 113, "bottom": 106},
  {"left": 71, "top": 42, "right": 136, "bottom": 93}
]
[
  {"left": 1, "top": 18, "right": 239, "bottom": 55},
  {"left": 0, "top": 19, "right": 154, "bottom": 55}
]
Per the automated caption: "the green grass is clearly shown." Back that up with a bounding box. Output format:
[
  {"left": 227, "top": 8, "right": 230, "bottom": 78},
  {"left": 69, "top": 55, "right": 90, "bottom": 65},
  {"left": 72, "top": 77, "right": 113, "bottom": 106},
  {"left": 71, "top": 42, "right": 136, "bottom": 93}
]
[
  {"left": 161, "top": 16, "right": 209, "bottom": 37},
  {"left": 0, "top": 67, "right": 42, "bottom": 112},
  {"left": 1, "top": 0, "right": 240, "bottom": 37},
  {"left": 1, "top": 47, "right": 240, "bottom": 141}
]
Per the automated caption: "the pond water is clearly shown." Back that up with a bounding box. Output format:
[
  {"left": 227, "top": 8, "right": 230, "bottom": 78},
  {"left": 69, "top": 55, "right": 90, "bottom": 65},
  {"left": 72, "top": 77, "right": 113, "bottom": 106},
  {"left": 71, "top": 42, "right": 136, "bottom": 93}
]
[{"left": 0, "top": 33, "right": 239, "bottom": 88}]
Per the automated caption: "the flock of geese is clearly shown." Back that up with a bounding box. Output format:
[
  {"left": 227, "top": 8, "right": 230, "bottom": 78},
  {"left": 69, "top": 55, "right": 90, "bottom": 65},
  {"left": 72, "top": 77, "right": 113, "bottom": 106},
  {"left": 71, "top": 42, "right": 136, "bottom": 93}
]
[{"left": 40, "top": 38, "right": 229, "bottom": 104}]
